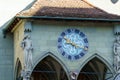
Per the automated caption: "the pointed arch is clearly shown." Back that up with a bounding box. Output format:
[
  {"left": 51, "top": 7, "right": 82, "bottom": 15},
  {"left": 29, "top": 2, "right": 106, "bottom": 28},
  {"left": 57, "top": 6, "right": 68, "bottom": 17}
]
[
  {"left": 78, "top": 54, "right": 114, "bottom": 80},
  {"left": 31, "top": 51, "right": 69, "bottom": 80},
  {"left": 15, "top": 58, "right": 22, "bottom": 80},
  {"left": 80, "top": 54, "right": 114, "bottom": 73},
  {"left": 32, "top": 51, "right": 68, "bottom": 73}
]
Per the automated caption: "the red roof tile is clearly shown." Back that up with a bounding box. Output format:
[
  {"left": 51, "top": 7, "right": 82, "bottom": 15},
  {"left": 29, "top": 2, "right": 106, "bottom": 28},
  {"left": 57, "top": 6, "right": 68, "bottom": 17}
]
[{"left": 17, "top": 0, "right": 120, "bottom": 19}]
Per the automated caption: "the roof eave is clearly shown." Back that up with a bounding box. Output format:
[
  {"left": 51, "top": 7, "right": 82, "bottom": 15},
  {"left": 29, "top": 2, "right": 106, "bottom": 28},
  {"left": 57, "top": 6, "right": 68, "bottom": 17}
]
[
  {"left": 3, "top": 15, "right": 120, "bottom": 38},
  {"left": 17, "top": 16, "right": 120, "bottom": 22},
  {"left": 2, "top": 17, "right": 20, "bottom": 38}
]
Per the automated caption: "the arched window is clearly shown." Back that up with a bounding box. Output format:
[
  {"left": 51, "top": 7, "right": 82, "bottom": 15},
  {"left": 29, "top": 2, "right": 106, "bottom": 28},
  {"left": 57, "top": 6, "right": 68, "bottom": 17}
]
[{"left": 15, "top": 59, "right": 22, "bottom": 80}]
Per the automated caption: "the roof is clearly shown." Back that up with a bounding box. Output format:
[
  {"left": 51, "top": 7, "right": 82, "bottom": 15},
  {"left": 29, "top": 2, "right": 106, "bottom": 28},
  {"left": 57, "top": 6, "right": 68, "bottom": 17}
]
[
  {"left": 2, "top": 0, "right": 120, "bottom": 36},
  {"left": 16, "top": 0, "right": 120, "bottom": 19}
]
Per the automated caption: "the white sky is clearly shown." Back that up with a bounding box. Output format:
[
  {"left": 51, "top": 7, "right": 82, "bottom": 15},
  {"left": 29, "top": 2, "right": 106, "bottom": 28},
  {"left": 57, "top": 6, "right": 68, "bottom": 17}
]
[
  {"left": 0, "top": 0, "right": 33, "bottom": 27},
  {"left": 89, "top": 0, "right": 120, "bottom": 15},
  {"left": 0, "top": 0, "right": 120, "bottom": 27}
]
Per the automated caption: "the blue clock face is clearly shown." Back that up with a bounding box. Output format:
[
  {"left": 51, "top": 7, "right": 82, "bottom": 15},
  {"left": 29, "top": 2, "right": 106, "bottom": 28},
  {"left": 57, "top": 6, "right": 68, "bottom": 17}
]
[{"left": 58, "top": 29, "right": 88, "bottom": 60}]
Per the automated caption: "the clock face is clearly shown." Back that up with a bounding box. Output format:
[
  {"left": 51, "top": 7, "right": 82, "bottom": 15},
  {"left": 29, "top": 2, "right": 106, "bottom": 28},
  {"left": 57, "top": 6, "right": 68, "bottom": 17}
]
[
  {"left": 114, "top": 73, "right": 120, "bottom": 80},
  {"left": 58, "top": 29, "right": 88, "bottom": 60}
]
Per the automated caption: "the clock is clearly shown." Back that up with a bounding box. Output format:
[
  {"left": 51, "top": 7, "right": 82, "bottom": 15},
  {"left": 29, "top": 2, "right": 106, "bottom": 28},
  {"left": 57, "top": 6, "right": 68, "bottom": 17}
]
[
  {"left": 58, "top": 29, "right": 88, "bottom": 60},
  {"left": 114, "top": 73, "right": 120, "bottom": 80}
]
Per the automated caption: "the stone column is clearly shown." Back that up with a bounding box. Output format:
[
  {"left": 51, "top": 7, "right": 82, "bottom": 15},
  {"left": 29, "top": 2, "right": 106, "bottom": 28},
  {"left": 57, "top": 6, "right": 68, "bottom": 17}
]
[{"left": 113, "top": 25, "right": 120, "bottom": 73}]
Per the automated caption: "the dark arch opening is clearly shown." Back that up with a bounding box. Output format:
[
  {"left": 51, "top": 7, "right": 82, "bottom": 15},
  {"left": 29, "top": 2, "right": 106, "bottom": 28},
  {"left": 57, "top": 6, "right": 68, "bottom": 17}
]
[
  {"left": 15, "top": 60, "right": 22, "bottom": 80},
  {"left": 31, "top": 56, "right": 68, "bottom": 80},
  {"left": 78, "top": 57, "right": 113, "bottom": 80}
]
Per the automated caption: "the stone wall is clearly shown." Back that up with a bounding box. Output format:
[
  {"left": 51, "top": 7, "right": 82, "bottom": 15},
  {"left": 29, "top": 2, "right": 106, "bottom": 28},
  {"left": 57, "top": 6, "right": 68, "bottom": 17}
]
[
  {"left": 30, "top": 20, "right": 114, "bottom": 71},
  {"left": 0, "top": 28, "right": 13, "bottom": 80},
  {"left": 12, "top": 20, "right": 116, "bottom": 80},
  {"left": 0, "top": 18, "right": 117, "bottom": 80}
]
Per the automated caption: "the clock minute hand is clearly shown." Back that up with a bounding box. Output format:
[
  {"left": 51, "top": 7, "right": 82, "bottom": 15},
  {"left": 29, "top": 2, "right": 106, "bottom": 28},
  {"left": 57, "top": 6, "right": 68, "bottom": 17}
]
[
  {"left": 77, "top": 45, "right": 88, "bottom": 51},
  {"left": 64, "top": 36, "right": 81, "bottom": 48}
]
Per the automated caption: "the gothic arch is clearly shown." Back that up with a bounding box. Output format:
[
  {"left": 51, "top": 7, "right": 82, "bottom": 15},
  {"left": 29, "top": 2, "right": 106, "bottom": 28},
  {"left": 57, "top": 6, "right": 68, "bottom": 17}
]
[
  {"left": 78, "top": 53, "right": 114, "bottom": 80},
  {"left": 31, "top": 51, "right": 69, "bottom": 80},
  {"left": 15, "top": 58, "right": 22, "bottom": 80},
  {"left": 80, "top": 53, "right": 114, "bottom": 73}
]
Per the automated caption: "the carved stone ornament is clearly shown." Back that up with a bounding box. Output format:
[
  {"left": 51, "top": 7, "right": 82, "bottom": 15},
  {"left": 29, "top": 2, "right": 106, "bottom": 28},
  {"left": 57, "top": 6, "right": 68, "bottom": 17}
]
[
  {"left": 21, "top": 34, "right": 33, "bottom": 80},
  {"left": 24, "top": 22, "right": 32, "bottom": 32},
  {"left": 21, "top": 34, "right": 33, "bottom": 71},
  {"left": 70, "top": 71, "right": 78, "bottom": 80},
  {"left": 21, "top": 69, "right": 31, "bottom": 80},
  {"left": 113, "top": 35, "right": 120, "bottom": 73},
  {"left": 114, "top": 73, "right": 120, "bottom": 80},
  {"left": 114, "top": 25, "right": 120, "bottom": 35}
]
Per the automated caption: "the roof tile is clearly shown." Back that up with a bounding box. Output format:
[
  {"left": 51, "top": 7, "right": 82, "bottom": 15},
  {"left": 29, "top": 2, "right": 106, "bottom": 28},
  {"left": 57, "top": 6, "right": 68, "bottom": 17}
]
[{"left": 17, "top": 0, "right": 120, "bottom": 19}]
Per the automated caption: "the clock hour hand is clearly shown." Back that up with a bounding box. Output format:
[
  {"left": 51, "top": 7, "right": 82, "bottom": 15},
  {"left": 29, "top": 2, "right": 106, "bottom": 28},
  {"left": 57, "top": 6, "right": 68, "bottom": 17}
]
[
  {"left": 64, "top": 36, "right": 79, "bottom": 48},
  {"left": 64, "top": 36, "right": 77, "bottom": 47},
  {"left": 64, "top": 36, "right": 77, "bottom": 46},
  {"left": 64, "top": 36, "right": 72, "bottom": 44}
]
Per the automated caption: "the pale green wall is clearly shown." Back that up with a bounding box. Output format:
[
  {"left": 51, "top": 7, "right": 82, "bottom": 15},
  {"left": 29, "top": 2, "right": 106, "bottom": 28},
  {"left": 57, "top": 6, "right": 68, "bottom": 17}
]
[
  {"left": 0, "top": 29, "right": 13, "bottom": 80},
  {"left": 10, "top": 19, "right": 115, "bottom": 80},
  {"left": 0, "top": 20, "right": 115, "bottom": 80},
  {"left": 30, "top": 20, "right": 114, "bottom": 72}
]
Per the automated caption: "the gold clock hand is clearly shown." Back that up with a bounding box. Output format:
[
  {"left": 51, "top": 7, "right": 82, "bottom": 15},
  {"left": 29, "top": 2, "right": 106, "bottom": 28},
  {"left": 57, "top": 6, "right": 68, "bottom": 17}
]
[
  {"left": 64, "top": 36, "right": 72, "bottom": 44},
  {"left": 64, "top": 36, "right": 81, "bottom": 48},
  {"left": 64, "top": 36, "right": 78, "bottom": 48},
  {"left": 64, "top": 36, "right": 88, "bottom": 50},
  {"left": 71, "top": 42, "right": 78, "bottom": 48},
  {"left": 76, "top": 45, "right": 88, "bottom": 51},
  {"left": 64, "top": 36, "right": 77, "bottom": 48}
]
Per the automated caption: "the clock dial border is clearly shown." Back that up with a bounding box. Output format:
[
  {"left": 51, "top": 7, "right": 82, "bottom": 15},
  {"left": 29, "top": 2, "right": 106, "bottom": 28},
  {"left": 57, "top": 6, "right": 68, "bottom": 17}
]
[{"left": 58, "top": 28, "right": 88, "bottom": 60}]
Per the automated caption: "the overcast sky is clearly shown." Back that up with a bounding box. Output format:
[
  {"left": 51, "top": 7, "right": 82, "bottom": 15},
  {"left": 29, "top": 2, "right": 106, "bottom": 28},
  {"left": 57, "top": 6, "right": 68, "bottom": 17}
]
[
  {"left": 89, "top": 0, "right": 120, "bottom": 15},
  {"left": 0, "top": 0, "right": 120, "bottom": 27}
]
